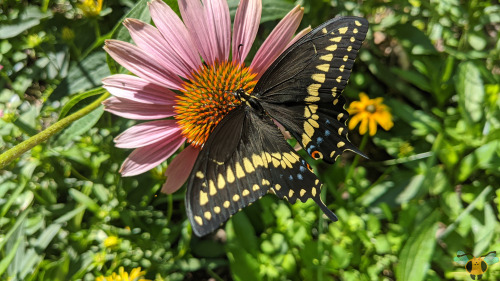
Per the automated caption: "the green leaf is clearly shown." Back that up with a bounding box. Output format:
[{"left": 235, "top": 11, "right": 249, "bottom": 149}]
[
  {"left": 396, "top": 212, "right": 439, "bottom": 281},
  {"left": 68, "top": 188, "right": 101, "bottom": 213},
  {"left": 457, "top": 140, "right": 498, "bottom": 182},
  {"left": 50, "top": 52, "right": 110, "bottom": 101},
  {"left": 0, "top": 7, "right": 52, "bottom": 39},
  {"left": 472, "top": 204, "right": 496, "bottom": 257},
  {"left": 391, "top": 23, "right": 437, "bottom": 55},
  {"left": 55, "top": 105, "right": 104, "bottom": 146},
  {"left": 0, "top": 236, "right": 23, "bottom": 277},
  {"left": 58, "top": 87, "right": 106, "bottom": 120},
  {"left": 456, "top": 61, "right": 485, "bottom": 124}
]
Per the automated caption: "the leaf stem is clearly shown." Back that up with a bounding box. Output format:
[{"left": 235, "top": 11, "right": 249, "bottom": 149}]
[{"left": 0, "top": 92, "right": 109, "bottom": 170}]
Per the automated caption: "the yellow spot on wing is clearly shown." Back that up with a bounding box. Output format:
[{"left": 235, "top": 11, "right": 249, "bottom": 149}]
[
  {"left": 226, "top": 167, "right": 235, "bottom": 183},
  {"left": 302, "top": 133, "right": 312, "bottom": 146},
  {"left": 300, "top": 189, "right": 306, "bottom": 197},
  {"left": 308, "top": 84, "right": 320, "bottom": 96},
  {"left": 309, "top": 119, "right": 319, "bottom": 128},
  {"left": 312, "top": 187, "right": 317, "bottom": 197},
  {"left": 233, "top": 194, "right": 240, "bottom": 201},
  {"left": 304, "top": 122, "right": 314, "bottom": 137},
  {"left": 194, "top": 216, "right": 203, "bottom": 225},
  {"left": 316, "top": 64, "right": 330, "bottom": 72},
  {"left": 275, "top": 184, "right": 282, "bottom": 191},
  {"left": 338, "top": 27, "right": 348, "bottom": 34},
  {"left": 336, "top": 76, "right": 342, "bottom": 83},
  {"left": 355, "top": 20, "right": 362, "bottom": 26},
  {"left": 322, "top": 28, "right": 327, "bottom": 34},
  {"left": 330, "top": 36, "right": 342, "bottom": 42},
  {"left": 196, "top": 171, "right": 204, "bottom": 179},
  {"left": 337, "top": 113, "right": 344, "bottom": 121},
  {"left": 305, "top": 96, "right": 321, "bottom": 102},
  {"left": 223, "top": 200, "right": 230, "bottom": 208},
  {"left": 339, "top": 65, "right": 345, "bottom": 72},
  {"left": 347, "top": 46, "right": 352, "bottom": 52},
  {"left": 262, "top": 179, "right": 270, "bottom": 185},
  {"left": 337, "top": 142, "right": 345, "bottom": 148},
  {"left": 252, "top": 154, "right": 264, "bottom": 168},
  {"left": 217, "top": 174, "right": 225, "bottom": 189},
  {"left": 242, "top": 189, "right": 250, "bottom": 196},
  {"left": 326, "top": 45, "right": 338, "bottom": 51},
  {"left": 333, "top": 99, "right": 339, "bottom": 105},
  {"left": 235, "top": 162, "right": 245, "bottom": 178},
  {"left": 200, "top": 190, "right": 208, "bottom": 206},
  {"left": 338, "top": 127, "right": 344, "bottom": 135},
  {"left": 210, "top": 180, "right": 217, "bottom": 195},
  {"left": 252, "top": 184, "right": 260, "bottom": 191},
  {"left": 309, "top": 104, "right": 318, "bottom": 113},
  {"left": 320, "top": 54, "right": 333, "bottom": 61},
  {"left": 353, "top": 28, "right": 358, "bottom": 34},
  {"left": 204, "top": 211, "right": 212, "bottom": 220},
  {"left": 243, "top": 157, "right": 255, "bottom": 173},
  {"left": 289, "top": 190, "right": 294, "bottom": 197},
  {"left": 312, "top": 73, "right": 325, "bottom": 83},
  {"left": 343, "top": 55, "right": 348, "bottom": 61}
]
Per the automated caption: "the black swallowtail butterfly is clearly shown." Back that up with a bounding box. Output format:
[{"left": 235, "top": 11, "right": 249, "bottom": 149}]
[{"left": 186, "top": 16, "right": 369, "bottom": 236}]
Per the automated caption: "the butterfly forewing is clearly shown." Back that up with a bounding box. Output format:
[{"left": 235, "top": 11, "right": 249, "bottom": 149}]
[
  {"left": 255, "top": 16, "right": 369, "bottom": 163},
  {"left": 186, "top": 107, "right": 330, "bottom": 237}
]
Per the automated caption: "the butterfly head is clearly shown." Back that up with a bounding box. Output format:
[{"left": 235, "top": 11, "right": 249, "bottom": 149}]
[{"left": 233, "top": 88, "right": 250, "bottom": 101}]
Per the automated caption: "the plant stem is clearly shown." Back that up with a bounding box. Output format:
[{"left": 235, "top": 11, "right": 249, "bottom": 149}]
[
  {"left": 344, "top": 134, "right": 369, "bottom": 186},
  {"left": 0, "top": 92, "right": 109, "bottom": 170}
]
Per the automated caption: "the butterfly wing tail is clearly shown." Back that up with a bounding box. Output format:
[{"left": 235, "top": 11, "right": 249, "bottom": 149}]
[{"left": 313, "top": 195, "right": 338, "bottom": 221}]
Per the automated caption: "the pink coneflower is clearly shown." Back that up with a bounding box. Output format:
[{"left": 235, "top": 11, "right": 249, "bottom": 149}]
[{"left": 103, "top": 0, "right": 309, "bottom": 194}]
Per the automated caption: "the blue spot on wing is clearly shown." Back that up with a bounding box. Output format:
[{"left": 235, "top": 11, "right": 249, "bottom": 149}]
[
  {"left": 299, "top": 166, "right": 306, "bottom": 173},
  {"left": 297, "top": 174, "right": 303, "bottom": 180},
  {"left": 289, "top": 175, "right": 293, "bottom": 180},
  {"left": 325, "top": 130, "right": 330, "bottom": 137},
  {"left": 317, "top": 137, "right": 324, "bottom": 145}
]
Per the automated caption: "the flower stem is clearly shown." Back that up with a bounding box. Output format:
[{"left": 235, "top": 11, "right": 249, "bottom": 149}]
[
  {"left": 0, "top": 92, "right": 109, "bottom": 170},
  {"left": 344, "top": 134, "right": 369, "bottom": 186}
]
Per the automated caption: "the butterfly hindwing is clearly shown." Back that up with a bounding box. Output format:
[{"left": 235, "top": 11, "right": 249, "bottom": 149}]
[
  {"left": 254, "top": 16, "right": 369, "bottom": 163},
  {"left": 186, "top": 106, "right": 332, "bottom": 236}
]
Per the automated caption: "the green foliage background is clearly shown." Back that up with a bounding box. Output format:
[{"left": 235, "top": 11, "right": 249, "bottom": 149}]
[{"left": 1, "top": 0, "right": 499, "bottom": 280}]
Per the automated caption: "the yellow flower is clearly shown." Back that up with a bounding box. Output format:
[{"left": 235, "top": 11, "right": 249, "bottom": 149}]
[
  {"left": 96, "top": 267, "right": 151, "bottom": 281},
  {"left": 103, "top": 235, "right": 119, "bottom": 248},
  {"left": 347, "top": 93, "right": 393, "bottom": 136},
  {"left": 78, "top": 0, "right": 103, "bottom": 18}
]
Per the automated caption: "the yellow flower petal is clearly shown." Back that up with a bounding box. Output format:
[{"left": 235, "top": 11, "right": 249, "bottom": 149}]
[
  {"left": 348, "top": 112, "right": 366, "bottom": 130},
  {"left": 359, "top": 116, "right": 369, "bottom": 135},
  {"left": 368, "top": 116, "right": 377, "bottom": 136}
]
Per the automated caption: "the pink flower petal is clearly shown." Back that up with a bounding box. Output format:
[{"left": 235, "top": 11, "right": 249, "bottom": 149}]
[
  {"left": 114, "top": 120, "right": 182, "bottom": 149},
  {"left": 120, "top": 134, "right": 185, "bottom": 177},
  {"left": 232, "top": 0, "right": 261, "bottom": 64},
  {"left": 161, "top": 145, "right": 199, "bottom": 194},
  {"left": 250, "top": 5, "right": 304, "bottom": 77},
  {"left": 102, "top": 74, "right": 177, "bottom": 104},
  {"left": 104, "top": 40, "right": 183, "bottom": 90},
  {"left": 203, "top": 0, "right": 231, "bottom": 62},
  {"left": 124, "top": 18, "right": 194, "bottom": 79},
  {"left": 103, "top": 97, "right": 175, "bottom": 120},
  {"left": 285, "top": 26, "right": 312, "bottom": 49},
  {"left": 178, "top": 0, "right": 216, "bottom": 64},
  {"left": 148, "top": 0, "right": 201, "bottom": 73}
]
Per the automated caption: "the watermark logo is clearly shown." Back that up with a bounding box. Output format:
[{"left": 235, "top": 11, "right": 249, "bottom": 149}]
[{"left": 454, "top": 251, "right": 498, "bottom": 280}]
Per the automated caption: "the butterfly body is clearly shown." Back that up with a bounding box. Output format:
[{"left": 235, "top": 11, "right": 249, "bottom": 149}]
[{"left": 186, "top": 16, "right": 369, "bottom": 236}]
